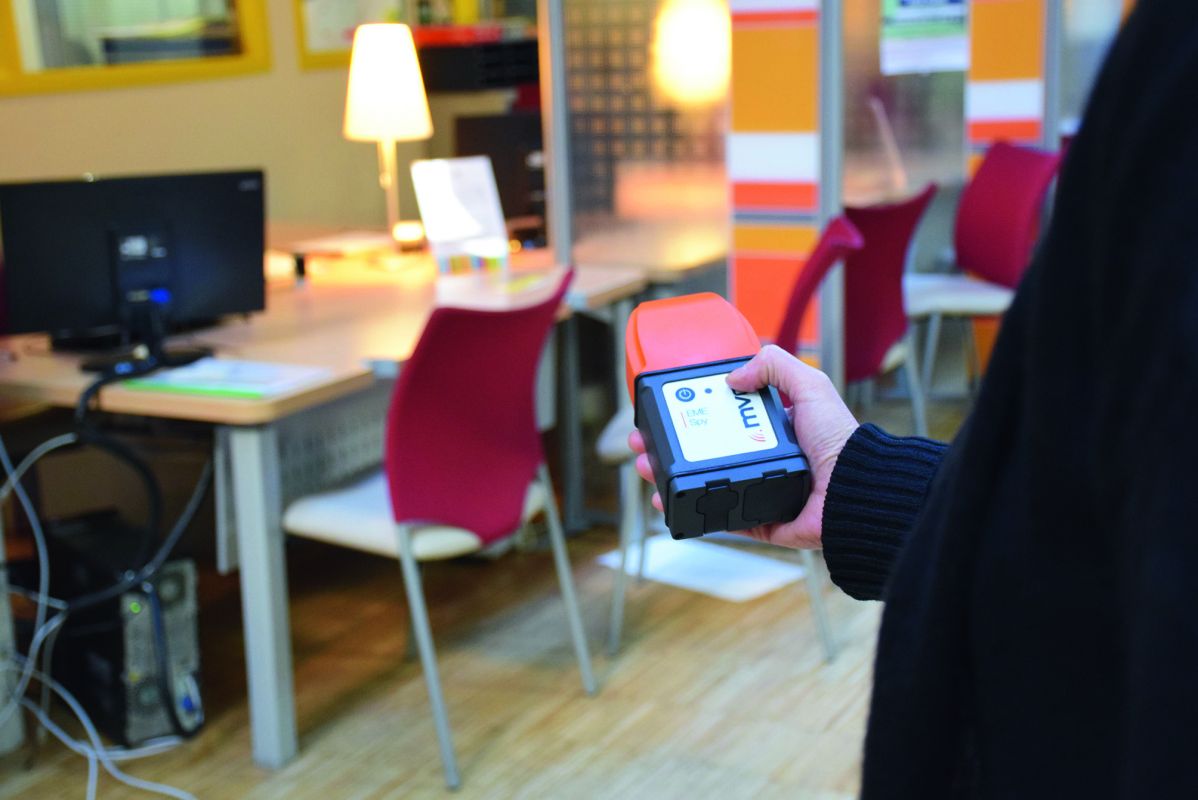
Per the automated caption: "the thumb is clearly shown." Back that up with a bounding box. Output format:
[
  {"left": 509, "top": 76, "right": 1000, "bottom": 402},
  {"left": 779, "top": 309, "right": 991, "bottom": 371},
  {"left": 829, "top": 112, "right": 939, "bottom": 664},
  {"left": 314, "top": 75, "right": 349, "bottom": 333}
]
[{"left": 726, "top": 344, "right": 814, "bottom": 400}]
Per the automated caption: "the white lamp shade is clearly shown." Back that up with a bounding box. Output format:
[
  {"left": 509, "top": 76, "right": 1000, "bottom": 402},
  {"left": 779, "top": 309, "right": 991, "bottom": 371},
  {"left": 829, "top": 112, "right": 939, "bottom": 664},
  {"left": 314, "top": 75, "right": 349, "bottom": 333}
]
[{"left": 343, "top": 24, "right": 434, "bottom": 143}]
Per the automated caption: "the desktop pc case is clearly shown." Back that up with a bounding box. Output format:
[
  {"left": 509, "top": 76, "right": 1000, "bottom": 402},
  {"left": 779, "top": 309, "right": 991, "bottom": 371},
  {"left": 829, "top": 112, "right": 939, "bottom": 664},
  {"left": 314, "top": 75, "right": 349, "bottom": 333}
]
[{"left": 42, "top": 511, "right": 204, "bottom": 746}]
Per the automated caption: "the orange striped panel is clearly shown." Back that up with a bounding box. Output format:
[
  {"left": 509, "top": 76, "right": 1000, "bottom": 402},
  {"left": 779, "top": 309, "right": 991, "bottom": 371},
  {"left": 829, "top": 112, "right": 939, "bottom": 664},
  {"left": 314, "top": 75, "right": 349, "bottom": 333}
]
[
  {"left": 970, "top": 0, "right": 1044, "bottom": 82},
  {"left": 731, "top": 25, "right": 818, "bottom": 132},
  {"left": 731, "top": 10, "right": 818, "bottom": 27},
  {"left": 967, "top": 119, "right": 1043, "bottom": 143},
  {"left": 972, "top": 316, "right": 1001, "bottom": 374},
  {"left": 731, "top": 254, "right": 818, "bottom": 346},
  {"left": 732, "top": 182, "right": 818, "bottom": 212},
  {"left": 733, "top": 224, "right": 819, "bottom": 257}
]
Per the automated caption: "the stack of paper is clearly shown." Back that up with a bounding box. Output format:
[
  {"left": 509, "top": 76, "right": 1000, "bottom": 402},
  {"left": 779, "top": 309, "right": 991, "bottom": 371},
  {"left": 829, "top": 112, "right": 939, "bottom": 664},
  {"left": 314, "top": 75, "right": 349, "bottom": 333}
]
[{"left": 124, "top": 358, "right": 333, "bottom": 399}]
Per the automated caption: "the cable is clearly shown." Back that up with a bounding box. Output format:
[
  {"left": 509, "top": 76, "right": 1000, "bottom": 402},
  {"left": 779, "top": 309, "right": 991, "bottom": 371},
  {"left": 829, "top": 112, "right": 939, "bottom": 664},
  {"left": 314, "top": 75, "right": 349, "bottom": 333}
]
[
  {"left": 2, "top": 445, "right": 211, "bottom": 732},
  {"left": 0, "top": 431, "right": 77, "bottom": 730},
  {"left": 3, "top": 661, "right": 196, "bottom": 800},
  {"left": 143, "top": 581, "right": 203, "bottom": 738},
  {"left": 65, "top": 459, "right": 212, "bottom": 614}
]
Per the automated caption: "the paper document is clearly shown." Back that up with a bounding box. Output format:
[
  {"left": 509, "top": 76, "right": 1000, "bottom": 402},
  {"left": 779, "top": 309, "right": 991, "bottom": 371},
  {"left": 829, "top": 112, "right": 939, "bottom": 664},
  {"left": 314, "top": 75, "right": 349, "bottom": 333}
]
[
  {"left": 410, "top": 156, "right": 510, "bottom": 275},
  {"left": 124, "top": 358, "right": 333, "bottom": 399},
  {"left": 598, "top": 534, "right": 806, "bottom": 603}
]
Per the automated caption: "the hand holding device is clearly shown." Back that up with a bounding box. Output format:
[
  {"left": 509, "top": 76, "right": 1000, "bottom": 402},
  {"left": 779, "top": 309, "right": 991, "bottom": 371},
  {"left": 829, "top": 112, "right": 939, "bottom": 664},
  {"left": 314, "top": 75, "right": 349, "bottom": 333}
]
[{"left": 631, "top": 343, "right": 858, "bottom": 549}]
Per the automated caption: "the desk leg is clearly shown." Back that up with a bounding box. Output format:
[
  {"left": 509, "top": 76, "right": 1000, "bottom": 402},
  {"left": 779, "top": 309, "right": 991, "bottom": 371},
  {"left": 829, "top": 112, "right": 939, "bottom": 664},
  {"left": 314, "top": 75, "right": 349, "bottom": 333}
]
[
  {"left": 559, "top": 315, "right": 587, "bottom": 532},
  {"left": 225, "top": 424, "right": 298, "bottom": 769},
  {"left": 0, "top": 519, "right": 24, "bottom": 754},
  {"left": 612, "top": 298, "right": 633, "bottom": 412}
]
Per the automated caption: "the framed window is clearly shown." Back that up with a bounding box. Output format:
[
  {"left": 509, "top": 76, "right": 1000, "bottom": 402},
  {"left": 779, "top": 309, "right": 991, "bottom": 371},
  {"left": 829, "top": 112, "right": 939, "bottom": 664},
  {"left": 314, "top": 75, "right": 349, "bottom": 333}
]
[
  {"left": 0, "top": 0, "right": 270, "bottom": 96},
  {"left": 293, "top": 0, "right": 408, "bottom": 70}
]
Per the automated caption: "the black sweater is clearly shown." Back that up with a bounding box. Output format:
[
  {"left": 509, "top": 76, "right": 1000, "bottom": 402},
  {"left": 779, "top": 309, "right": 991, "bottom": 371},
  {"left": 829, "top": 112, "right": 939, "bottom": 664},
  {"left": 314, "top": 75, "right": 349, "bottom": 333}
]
[{"left": 819, "top": 2, "right": 1198, "bottom": 796}]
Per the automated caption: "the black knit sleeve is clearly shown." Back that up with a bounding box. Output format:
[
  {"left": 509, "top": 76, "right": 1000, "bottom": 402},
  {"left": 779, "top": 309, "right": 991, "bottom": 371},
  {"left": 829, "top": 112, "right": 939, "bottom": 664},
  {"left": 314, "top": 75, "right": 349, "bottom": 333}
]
[{"left": 822, "top": 423, "right": 947, "bottom": 601}]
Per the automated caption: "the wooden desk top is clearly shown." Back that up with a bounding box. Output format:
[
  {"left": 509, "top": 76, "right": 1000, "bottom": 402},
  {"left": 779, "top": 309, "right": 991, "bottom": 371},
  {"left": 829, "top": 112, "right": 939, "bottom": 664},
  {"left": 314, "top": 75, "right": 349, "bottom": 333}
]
[
  {"left": 0, "top": 257, "right": 645, "bottom": 427},
  {"left": 572, "top": 219, "right": 729, "bottom": 284}
]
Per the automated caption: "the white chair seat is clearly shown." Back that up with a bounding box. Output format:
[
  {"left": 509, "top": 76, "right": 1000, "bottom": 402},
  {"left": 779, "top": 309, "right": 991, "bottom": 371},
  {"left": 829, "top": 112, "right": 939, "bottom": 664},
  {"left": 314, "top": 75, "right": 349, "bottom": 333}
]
[
  {"left": 283, "top": 471, "right": 546, "bottom": 562},
  {"left": 596, "top": 404, "right": 636, "bottom": 465},
  {"left": 880, "top": 338, "right": 908, "bottom": 375},
  {"left": 903, "top": 272, "right": 1015, "bottom": 319}
]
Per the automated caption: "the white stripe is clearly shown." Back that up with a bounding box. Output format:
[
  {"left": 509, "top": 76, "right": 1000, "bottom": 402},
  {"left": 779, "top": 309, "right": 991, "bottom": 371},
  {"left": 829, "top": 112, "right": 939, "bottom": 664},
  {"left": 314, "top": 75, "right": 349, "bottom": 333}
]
[
  {"left": 966, "top": 79, "right": 1044, "bottom": 122},
  {"left": 727, "top": 133, "right": 819, "bottom": 183},
  {"left": 729, "top": 0, "right": 818, "bottom": 12}
]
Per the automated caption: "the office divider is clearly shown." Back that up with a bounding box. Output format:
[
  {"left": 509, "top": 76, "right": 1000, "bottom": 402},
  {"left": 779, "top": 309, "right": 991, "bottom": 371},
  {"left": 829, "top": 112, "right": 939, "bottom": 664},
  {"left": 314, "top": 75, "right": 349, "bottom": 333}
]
[{"left": 727, "top": 0, "right": 845, "bottom": 387}]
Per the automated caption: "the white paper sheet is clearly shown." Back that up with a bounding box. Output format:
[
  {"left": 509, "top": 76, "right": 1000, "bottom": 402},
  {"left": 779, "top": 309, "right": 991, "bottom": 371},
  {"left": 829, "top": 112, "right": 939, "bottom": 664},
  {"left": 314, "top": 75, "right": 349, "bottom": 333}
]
[{"left": 597, "top": 534, "right": 806, "bottom": 603}]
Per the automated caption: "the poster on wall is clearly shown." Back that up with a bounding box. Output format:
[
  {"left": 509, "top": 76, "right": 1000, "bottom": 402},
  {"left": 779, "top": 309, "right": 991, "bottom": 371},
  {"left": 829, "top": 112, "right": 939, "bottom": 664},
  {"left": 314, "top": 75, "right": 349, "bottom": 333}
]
[
  {"left": 880, "top": 0, "right": 969, "bottom": 76},
  {"left": 300, "top": 0, "right": 407, "bottom": 56}
]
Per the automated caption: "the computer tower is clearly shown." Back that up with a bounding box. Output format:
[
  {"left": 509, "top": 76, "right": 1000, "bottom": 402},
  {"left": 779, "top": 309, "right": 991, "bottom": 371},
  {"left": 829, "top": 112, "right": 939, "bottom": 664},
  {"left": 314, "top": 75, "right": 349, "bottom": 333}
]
[{"left": 41, "top": 511, "right": 204, "bottom": 745}]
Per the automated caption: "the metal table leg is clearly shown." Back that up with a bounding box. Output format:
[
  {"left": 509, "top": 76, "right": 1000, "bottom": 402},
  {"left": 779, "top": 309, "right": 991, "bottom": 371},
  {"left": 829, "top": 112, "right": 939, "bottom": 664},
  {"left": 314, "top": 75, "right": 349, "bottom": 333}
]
[
  {"left": 0, "top": 519, "right": 24, "bottom": 754},
  {"left": 559, "top": 315, "right": 588, "bottom": 532},
  {"left": 224, "top": 424, "right": 298, "bottom": 769}
]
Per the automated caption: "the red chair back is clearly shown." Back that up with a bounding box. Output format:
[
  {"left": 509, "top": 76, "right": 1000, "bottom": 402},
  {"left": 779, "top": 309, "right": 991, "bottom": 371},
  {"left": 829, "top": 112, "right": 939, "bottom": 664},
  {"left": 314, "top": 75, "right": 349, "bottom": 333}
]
[
  {"left": 383, "top": 270, "right": 572, "bottom": 543},
  {"left": 774, "top": 216, "right": 864, "bottom": 354},
  {"left": 843, "top": 183, "right": 938, "bottom": 383},
  {"left": 954, "top": 141, "right": 1062, "bottom": 289}
]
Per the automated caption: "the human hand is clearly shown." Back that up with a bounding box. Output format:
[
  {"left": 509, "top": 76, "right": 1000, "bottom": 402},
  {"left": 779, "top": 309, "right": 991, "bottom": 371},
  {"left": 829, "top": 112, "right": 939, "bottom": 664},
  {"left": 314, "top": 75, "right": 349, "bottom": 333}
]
[{"left": 628, "top": 345, "right": 858, "bottom": 549}]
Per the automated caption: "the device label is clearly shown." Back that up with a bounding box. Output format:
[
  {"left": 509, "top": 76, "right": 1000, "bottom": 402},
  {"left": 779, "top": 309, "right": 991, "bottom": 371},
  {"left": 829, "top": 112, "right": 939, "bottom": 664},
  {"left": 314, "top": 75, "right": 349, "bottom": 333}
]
[{"left": 661, "top": 373, "right": 778, "bottom": 462}]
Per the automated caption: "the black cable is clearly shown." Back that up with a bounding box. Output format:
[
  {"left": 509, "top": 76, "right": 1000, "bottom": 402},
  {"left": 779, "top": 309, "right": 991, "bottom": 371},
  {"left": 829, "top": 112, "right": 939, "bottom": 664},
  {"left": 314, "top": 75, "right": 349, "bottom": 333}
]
[
  {"left": 71, "top": 431, "right": 163, "bottom": 566},
  {"left": 65, "top": 459, "right": 212, "bottom": 614},
  {"left": 142, "top": 581, "right": 203, "bottom": 739}
]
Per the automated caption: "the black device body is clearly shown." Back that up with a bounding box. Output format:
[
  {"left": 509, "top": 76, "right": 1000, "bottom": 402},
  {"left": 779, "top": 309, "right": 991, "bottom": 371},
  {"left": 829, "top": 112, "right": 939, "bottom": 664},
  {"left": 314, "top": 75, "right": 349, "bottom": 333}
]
[
  {"left": 634, "top": 356, "right": 811, "bottom": 539},
  {"left": 0, "top": 170, "right": 266, "bottom": 365}
]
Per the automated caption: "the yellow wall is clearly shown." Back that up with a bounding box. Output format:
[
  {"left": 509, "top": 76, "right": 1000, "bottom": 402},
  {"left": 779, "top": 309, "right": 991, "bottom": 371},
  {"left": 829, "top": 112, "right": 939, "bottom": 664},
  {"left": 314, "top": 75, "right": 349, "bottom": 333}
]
[{"left": 0, "top": 0, "right": 509, "bottom": 228}]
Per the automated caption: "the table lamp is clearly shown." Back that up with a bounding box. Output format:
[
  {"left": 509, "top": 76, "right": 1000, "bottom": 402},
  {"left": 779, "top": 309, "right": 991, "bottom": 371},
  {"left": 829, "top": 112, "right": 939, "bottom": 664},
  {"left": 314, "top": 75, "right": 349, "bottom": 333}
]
[{"left": 344, "top": 23, "right": 434, "bottom": 246}]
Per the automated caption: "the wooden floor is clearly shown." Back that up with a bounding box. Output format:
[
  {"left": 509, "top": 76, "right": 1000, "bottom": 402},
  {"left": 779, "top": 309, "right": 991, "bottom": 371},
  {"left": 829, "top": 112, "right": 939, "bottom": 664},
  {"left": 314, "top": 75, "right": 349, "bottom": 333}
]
[{"left": 0, "top": 396, "right": 968, "bottom": 800}]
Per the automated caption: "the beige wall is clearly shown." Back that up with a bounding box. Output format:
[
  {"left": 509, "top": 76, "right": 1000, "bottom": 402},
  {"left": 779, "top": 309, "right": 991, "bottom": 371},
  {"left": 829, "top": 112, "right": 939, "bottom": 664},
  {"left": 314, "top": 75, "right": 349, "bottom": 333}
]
[{"left": 0, "top": 0, "right": 511, "bottom": 228}]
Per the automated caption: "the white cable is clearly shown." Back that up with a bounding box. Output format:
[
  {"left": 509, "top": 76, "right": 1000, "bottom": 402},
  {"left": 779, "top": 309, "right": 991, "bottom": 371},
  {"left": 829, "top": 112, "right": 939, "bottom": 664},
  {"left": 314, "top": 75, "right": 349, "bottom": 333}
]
[
  {"left": 4, "top": 662, "right": 195, "bottom": 800},
  {"left": 20, "top": 696, "right": 99, "bottom": 800},
  {"left": 0, "top": 432, "right": 77, "bottom": 729}
]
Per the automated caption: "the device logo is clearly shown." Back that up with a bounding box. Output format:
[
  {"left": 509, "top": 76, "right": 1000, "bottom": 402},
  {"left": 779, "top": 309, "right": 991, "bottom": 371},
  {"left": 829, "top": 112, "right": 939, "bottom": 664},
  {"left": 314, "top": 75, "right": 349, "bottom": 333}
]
[
  {"left": 732, "top": 390, "right": 761, "bottom": 430},
  {"left": 747, "top": 429, "right": 767, "bottom": 442},
  {"left": 675, "top": 387, "right": 696, "bottom": 402}
]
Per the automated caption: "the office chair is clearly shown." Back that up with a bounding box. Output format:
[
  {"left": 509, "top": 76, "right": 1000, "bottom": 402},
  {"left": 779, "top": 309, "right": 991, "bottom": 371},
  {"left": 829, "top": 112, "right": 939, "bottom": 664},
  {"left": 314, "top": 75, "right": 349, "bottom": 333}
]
[
  {"left": 843, "top": 183, "right": 939, "bottom": 436},
  {"left": 903, "top": 142, "right": 1062, "bottom": 392},
  {"left": 282, "top": 270, "right": 595, "bottom": 790}
]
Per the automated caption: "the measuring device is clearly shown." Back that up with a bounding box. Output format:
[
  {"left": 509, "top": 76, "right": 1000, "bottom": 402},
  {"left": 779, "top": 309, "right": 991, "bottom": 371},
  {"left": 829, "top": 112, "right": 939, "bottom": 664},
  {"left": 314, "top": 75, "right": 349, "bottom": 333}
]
[{"left": 626, "top": 293, "right": 811, "bottom": 539}]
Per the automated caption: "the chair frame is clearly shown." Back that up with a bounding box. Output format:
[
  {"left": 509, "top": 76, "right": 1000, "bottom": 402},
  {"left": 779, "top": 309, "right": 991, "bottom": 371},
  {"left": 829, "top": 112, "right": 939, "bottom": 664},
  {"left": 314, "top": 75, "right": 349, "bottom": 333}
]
[{"left": 396, "top": 464, "right": 595, "bottom": 790}]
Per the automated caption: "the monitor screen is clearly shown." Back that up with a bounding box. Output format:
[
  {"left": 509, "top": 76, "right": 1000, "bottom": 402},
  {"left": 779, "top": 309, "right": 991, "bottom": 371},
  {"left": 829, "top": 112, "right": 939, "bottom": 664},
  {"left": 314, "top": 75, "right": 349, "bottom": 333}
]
[{"left": 0, "top": 170, "right": 266, "bottom": 338}]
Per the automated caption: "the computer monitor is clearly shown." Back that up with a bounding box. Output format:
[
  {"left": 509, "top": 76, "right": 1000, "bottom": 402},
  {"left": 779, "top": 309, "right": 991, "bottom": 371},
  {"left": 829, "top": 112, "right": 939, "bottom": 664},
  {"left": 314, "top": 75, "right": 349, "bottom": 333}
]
[{"left": 0, "top": 170, "right": 266, "bottom": 367}]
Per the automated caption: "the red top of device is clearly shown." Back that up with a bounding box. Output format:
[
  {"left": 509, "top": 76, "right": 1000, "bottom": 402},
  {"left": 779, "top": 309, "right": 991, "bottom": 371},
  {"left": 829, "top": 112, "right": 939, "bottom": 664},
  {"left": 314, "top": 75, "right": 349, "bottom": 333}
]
[{"left": 625, "top": 292, "right": 761, "bottom": 401}]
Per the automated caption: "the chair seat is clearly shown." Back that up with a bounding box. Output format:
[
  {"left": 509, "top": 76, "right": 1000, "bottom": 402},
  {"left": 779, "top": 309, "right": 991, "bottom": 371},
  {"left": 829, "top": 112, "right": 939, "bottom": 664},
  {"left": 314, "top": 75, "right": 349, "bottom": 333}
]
[
  {"left": 879, "top": 338, "right": 908, "bottom": 375},
  {"left": 903, "top": 272, "right": 1015, "bottom": 318},
  {"left": 283, "top": 471, "right": 546, "bottom": 561},
  {"left": 596, "top": 404, "right": 636, "bottom": 465}
]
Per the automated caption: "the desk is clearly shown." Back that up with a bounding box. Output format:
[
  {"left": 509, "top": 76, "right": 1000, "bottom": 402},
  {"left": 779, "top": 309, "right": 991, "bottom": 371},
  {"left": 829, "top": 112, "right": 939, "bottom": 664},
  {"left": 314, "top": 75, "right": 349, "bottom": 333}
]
[
  {"left": 0, "top": 259, "right": 644, "bottom": 768},
  {"left": 572, "top": 218, "right": 729, "bottom": 288}
]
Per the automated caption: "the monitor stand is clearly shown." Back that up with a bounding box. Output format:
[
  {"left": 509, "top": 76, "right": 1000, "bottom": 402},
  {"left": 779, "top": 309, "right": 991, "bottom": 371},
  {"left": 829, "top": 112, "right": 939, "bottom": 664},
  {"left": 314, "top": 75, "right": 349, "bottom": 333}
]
[
  {"left": 78, "top": 344, "right": 212, "bottom": 375},
  {"left": 74, "top": 301, "right": 212, "bottom": 374}
]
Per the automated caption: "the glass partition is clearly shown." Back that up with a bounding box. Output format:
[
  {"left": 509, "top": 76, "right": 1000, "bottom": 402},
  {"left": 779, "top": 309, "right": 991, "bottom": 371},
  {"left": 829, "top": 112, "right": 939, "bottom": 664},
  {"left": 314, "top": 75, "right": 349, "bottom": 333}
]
[
  {"left": 1059, "top": 0, "right": 1123, "bottom": 136},
  {"left": 560, "top": 0, "right": 729, "bottom": 273},
  {"left": 843, "top": 0, "right": 965, "bottom": 206},
  {"left": 0, "top": 0, "right": 269, "bottom": 95}
]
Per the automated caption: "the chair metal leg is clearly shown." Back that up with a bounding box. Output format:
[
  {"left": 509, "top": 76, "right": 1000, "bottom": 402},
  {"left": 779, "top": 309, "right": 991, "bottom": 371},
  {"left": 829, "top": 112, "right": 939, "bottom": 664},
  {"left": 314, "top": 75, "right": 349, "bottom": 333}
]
[
  {"left": 538, "top": 465, "right": 597, "bottom": 695},
  {"left": 963, "top": 317, "right": 981, "bottom": 397},
  {"left": 637, "top": 481, "right": 654, "bottom": 582},
  {"left": 860, "top": 378, "right": 876, "bottom": 414},
  {"left": 921, "top": 313, "right": 942, "bottom": 394},
  {"left": 607, "top": 461, "right": 637, "bottom": 655},
  {"left": 903, "top": 331, "right": 929, "bottom": 437},
  {"left": 799, "top": 549, "right": 837, "bottom": 663},
  {"left": 401, "top": 566, "right": 420, "bottom": 662},
  {"left": 395, "top": 525, "right": 460, "bottom": 790}
]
